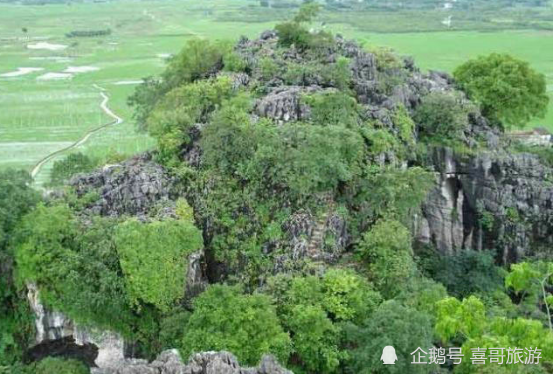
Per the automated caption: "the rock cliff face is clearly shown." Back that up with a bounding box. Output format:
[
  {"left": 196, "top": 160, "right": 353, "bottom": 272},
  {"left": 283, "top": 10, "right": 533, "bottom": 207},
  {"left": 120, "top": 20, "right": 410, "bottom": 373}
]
[
  {"left": 416, "top": 147, "right": 553, "bottom": 263},
  {"left": 25, "top": 252, "right": 206, "bottom": 368},
  {"left": 93, "top": 350, "right": 291, "bottom": 374},
  {"left": 70, "top": 153, "right": 179, "bottom": 218},
  {"left": 26, "top": 283, "right": 125, "bottom": 368}
]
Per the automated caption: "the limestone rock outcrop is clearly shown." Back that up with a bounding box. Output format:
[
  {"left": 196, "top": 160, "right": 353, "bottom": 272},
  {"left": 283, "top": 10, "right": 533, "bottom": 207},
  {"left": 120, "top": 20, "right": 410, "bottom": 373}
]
[
  {"left": 26, "top": 283, "right": 125, "bottom": 368},
  {"left": 70, "top": 153, "right": 178, "bottom": 217},
  {"left": 416, "top": 147, "right": 553, "bottom": 263},
  {"left": 92, "top": 350, "right": 291, "bottom": 374}
]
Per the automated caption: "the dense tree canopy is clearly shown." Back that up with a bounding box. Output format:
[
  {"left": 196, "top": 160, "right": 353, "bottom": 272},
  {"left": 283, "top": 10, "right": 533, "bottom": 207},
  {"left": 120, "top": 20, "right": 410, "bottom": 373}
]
[
  {"left": 181, "top": 284, "right": 291, "bottom": 366},
  {"left": 453, "top": 53, "right": 549, "bottom": 129},
  {"left": 2, "top": 3, "right": 552, "bottom": 374}
]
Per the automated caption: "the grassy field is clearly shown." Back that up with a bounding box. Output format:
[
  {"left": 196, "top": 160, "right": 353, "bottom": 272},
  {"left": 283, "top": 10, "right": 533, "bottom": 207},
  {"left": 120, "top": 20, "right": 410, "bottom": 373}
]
[{"left": 0, "top": 0, "right": 551, "bottom": 185}]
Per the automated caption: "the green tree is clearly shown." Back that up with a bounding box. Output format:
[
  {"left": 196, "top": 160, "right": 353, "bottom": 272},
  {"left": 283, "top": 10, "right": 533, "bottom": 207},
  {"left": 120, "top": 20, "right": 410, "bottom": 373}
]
[
  {"left": 414, "top": 92, "right": 473, "bottom": 142},
  {"left": 264, "top": 269, "right": 381, "bottom": 372},
  {"left": 114, "top": 217, "right": 203, "bottom": 311},
  {"left": 0, "top": 170, "right": 40, "bottom": 248},
  {"left": 286, "top": 304, "right": 343, "bottom": 373},
  {"left": 505, "top": 261, "right": 553, "bottom": 328},
  {"left": 181, "top": 284, "right": 291, "bottom": 366},
  {"left": 275, "top": 2, "right": 333, "bottom": 51},
  {"left": 453, "top": 53, "right": 549, "bottom": 129},
  {"left": 435, "top": 295, "right": 553, "bottom": 373},
  {"left": 421, "top": 249, "right": 505, "bottom": 299},
  {"left": 345, "top": 300, "right": 437, "bottom": 374},
  {"left": 48, "top": 153, "right": 97, "bottom": 187},
  {"left": 358, "top": 219, "right": 416, "bottom": 298},
  {"left": 147, "top": 76, "right": 234, "bottom": 166},
  {"left": 0, "top": 170, "right": 40, "bottom": 365},
  {"left": 129, "top": 39, "right": 229, "bottom": 131}
]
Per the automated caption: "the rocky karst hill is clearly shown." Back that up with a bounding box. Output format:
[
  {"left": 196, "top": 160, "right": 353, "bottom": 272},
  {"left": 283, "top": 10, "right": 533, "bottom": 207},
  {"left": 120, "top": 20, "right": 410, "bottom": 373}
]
[{"left": 9, "top": 15, "right": 553, "bottom": 374}]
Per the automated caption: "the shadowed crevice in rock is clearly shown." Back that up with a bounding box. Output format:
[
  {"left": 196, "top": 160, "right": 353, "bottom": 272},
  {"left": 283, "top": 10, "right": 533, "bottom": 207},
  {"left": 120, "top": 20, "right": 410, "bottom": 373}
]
[{"left": 25, "top": 337, "right": 98, "bottom": 367}]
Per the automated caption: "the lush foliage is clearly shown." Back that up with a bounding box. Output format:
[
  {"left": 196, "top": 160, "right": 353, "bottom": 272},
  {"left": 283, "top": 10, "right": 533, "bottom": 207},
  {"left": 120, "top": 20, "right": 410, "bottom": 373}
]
[
  {"left": 181, "top": 284, "right": 291, "bottom": 365},
  {"left": 0, "top": 170, "right": 40, "bottom": 366},
  {"left": 4, "top": 11, "right": 552, "bottom": 374},
  {"left": 345, "top": 300, "right": 437, "bottom": 374},
  {"left": 27, "top": 357, "right": 89, "bottom": 374},
  {"left": 114, "top": 217, "right": 203, "bottom": 311},
  {"left": 48, "top": 153, "right": 98, "bottom": 187},
  {"left": 453, "top": 53, "right": 549, "bottom": 129},
  {"left": 414, "top": 92, "right": 473, "bottom": 142},
  {"left": 420, "top": 248, "right": 505, "bottom": 298},
  {"left": 358, "top": 219, "right": 416, "bottom": 298},
  {"left": 265, "top": 268, "right": 382, "bottom": 372}
]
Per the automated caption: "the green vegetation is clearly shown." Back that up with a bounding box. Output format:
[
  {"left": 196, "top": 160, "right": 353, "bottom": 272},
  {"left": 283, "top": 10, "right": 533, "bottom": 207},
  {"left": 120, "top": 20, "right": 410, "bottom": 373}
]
[
  {"left": 414, "top": 92, "right": 474, "bottom": 143},
  {"left": 0, "top": 0, "right": 551, "bottom": 186},
  {"left": 181, "top": 284, "right": 291, "bottom": 366},
  {"left": 27, "top": 357, "right": 89, "bottom": 374},
  {"left": 48, "top": 153, "right": 98, "bottom": 187},
  {"left": 345, "top": 300, "right": 437, "bottom": 374},
  {"left": 0, "top": 170, "right": 40, "bottom": 366},
  {"left": 114, "top": 217, "right": 203, "bottom": 311},
  {"left": 454, "top": 53, "right": 549, "bottom": 129},
  {"left": 358, "top": 219, "right": 415, "bottom": 298},
  {"left": 0, "top": 1, "right": 551, "bottom": 374}
]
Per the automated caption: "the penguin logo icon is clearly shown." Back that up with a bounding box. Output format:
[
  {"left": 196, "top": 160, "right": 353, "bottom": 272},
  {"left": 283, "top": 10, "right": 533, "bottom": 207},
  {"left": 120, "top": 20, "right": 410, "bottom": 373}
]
[{"left": 381, "top": 346, "right": 397, "bottom": 364}]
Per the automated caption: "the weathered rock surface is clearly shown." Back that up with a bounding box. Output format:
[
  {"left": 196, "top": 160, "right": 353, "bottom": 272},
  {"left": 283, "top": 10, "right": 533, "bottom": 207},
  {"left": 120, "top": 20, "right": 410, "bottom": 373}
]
[
  {"left": 26, "top": 283, "right": 125, "bottom": 367},
  {"left": 416, "top": 147, "right": 553, "bottom": 263},
  {"left": 70, "top": 153, "right": 178, "bottom": 217},
  {"left": 254, "top": 86, "right": 328, "bottom": 123},
  {"left": 92, "top": 350, "right": 291, "bottom": 374}
]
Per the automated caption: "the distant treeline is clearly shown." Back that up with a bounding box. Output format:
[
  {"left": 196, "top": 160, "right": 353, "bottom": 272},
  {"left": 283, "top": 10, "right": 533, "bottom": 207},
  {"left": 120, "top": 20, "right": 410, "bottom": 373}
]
[{"left": 65, "top": 29, "right": 111, "bottom": 38}]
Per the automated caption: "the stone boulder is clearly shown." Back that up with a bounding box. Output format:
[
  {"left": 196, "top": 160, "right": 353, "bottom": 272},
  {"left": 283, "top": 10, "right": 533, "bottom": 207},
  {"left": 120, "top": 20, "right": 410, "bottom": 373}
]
[
  {"left": 254, "top": 86, "right": 330, "bottom": 123},
  {"left": 92, "top": 350, "right": 291, "bottom": 374},
  {"left": 70, "top": 153, "right": 178, "bottom": 217}
]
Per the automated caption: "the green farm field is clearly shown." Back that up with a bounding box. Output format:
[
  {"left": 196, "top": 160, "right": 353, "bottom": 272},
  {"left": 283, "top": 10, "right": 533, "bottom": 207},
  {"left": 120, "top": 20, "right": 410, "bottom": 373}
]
[{"left": 0, "top": 0, "right": 551, "bottom": 185}]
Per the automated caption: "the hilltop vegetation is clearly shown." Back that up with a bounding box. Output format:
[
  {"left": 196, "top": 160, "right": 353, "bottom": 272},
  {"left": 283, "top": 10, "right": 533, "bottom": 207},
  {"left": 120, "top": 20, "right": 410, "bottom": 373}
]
[{"left": 0, "top": 3, "right": 552, "bottom": 374}]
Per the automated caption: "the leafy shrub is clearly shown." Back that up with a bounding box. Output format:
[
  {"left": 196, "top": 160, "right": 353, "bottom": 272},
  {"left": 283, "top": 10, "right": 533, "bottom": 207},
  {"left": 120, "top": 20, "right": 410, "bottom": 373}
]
[
  {"left": 0, "top": 173, "right": 37, "bottom": 367},
  {"left": 264, "top": 269, "right": 381, "bottom": 372},
  {"left": 256, "top": 57, "right": 279, "bottom": 81},
  {"left": 351, "top": 165, "right": 434, "bottom": 225},
  {"left": 129, "top": 39, "right": 229, "bottom": 130},
  {"left": 223, "top": 51, "right": 247, "bottom": 72},
  {"left": 435, "top": 295, "right": 553, "bottom": 373},
  {"left": 147, "top": 76, "right": 234, "bottom": 165},
  {"left": 303, "top": 91, "right": 358, "bottom": 127},
  {"left": 345, "top": 300, "right": 436, "bottom": 374},
  {"left": 358, "top": 219, "right": 415, "bottom": 298},
  {"left": 414, "top": 92, "right": 473, "bottom": 142},
  {"left": 286, "top": 304, "right": 343, "bottom": 373},
  {"left": 181, "top": 284, "right": 291, "bottom": 366},
  {"left": 48, "top": 153, "right": 97, "bottom": 187},
  {"left": 275, "top": 2, "right": 334, "bottom": 52},
  {"left": 420, "top": 248, "right": 505, "bottom": 299},
  {"left": 114, "top": 217, "right": 203, "bottom": 311},
  {"left": 15, "top": 206, "right": 135, "bottom": 333}
]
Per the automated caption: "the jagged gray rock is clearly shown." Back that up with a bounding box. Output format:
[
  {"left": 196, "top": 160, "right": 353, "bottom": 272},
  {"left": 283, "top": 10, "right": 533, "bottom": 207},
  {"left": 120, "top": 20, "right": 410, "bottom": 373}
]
[
  {"left": 254, "top": 86, "right": 328, "bottom": 123},
  {"left": 92, "top": 350, "right": 291, "bottom": 374},
  {"left": 70, "top": 153, "right": 178, "bottom": 217},
  {"left": 26, "top": 283, "right": 125, "bottom": 368},
  {"left": 415, "top": 147, "right": 553, "bottom": 262}
]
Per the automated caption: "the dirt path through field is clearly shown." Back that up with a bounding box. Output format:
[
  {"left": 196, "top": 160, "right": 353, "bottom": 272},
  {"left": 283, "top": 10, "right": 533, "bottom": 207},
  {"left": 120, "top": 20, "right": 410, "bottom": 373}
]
[{"left": 30, "top": 84, "right": 123, "bottom": 180}]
